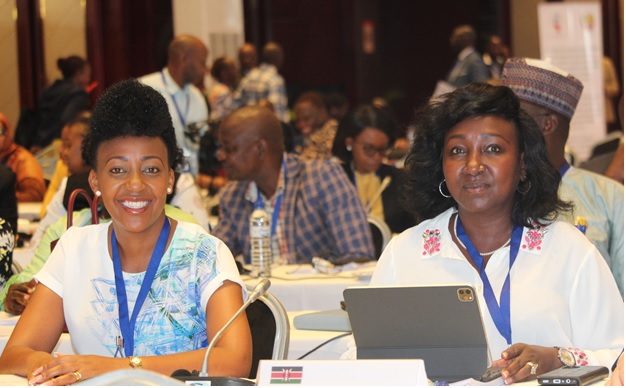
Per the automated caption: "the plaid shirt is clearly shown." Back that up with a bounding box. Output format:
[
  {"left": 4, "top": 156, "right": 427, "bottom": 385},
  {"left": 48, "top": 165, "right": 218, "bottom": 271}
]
[
  {"left": 212, "top": 154, "right": 374, "bottom": 264},
  {"left": 234, "top": 64, "right": 289, "bottom": 123}
]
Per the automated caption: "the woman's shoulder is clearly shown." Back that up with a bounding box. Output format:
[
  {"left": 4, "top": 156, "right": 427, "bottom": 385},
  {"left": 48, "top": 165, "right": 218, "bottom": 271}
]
[
  {"left": 172, "top": 220, "right": 220, "bottom": 246},
  {"left": 523, "top": 219, "right": 598, "bottom": 256}
]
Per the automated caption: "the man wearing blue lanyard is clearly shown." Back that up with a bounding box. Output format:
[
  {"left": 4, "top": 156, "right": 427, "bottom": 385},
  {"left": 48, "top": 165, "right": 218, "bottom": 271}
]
[
  {"left": 212, "top": 106, "right": 375, "bottom": 265},
  {"left": 502, "top": 58, "right": 624, "bottom": 297},
  {"left": 140, "top": 35, "right": 209, "bottom": 176}
]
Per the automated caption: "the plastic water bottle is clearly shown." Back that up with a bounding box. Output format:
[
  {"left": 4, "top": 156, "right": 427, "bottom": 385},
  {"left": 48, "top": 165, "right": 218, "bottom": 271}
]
[{"left": 250, "top": 205, "right": 272, "bottom": 277}]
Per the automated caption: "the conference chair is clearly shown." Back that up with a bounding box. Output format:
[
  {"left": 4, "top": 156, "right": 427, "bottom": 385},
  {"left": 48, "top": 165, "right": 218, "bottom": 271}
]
[
  {"left": 245, "top": 286, "right": 290, "bottom": 378},
  {"left": 367, "top": 215, "right": 392, "bottom": 259}
]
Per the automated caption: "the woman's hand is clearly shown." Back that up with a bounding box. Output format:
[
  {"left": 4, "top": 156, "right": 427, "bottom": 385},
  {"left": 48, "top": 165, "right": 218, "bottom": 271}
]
[
  {"left": 5, "top": 279, "right": 37, "bottom": 315},
  {"left": 27, "top": 354, "right": 124, "bottom": 386},
  {"left": 491, "top": 343, "right": 563, "bottom": 385}
]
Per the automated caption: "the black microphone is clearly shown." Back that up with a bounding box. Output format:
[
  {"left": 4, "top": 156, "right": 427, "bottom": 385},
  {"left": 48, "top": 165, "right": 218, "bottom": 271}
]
[{"left": 171, "top": 278, "right": 270, "bottom": 385}]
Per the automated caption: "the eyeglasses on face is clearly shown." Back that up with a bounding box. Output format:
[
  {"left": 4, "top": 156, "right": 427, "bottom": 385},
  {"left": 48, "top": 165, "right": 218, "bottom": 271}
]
[{"left": 356, "top": 142, "right": 390, "bottom": 157}]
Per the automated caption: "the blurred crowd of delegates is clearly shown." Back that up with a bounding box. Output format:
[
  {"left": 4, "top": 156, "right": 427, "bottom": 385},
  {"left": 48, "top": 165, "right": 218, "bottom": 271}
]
[{"left": 0, "top": 25, "right": 623, "bottom": 384}]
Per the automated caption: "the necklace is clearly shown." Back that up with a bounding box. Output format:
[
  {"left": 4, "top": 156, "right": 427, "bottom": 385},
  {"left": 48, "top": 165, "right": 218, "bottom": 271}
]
[{"left": 453, "top": 214, "right": 511, "bottom": 257}]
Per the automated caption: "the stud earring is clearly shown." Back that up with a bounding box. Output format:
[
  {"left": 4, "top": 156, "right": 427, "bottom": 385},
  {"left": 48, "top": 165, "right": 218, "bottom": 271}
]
[
  {"left": 95, "top": 190, "right": 102, "bottom": 197},
  {"left": 167, "top": 187, "right": 172, "bottom": 194},
  {"left": 346, "top": 145, "right": 352, "bottom": 152}
]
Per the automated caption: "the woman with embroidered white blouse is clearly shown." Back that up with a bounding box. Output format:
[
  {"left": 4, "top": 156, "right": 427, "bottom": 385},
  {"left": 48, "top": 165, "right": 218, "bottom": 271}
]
[{"left": 370, "top": 83, "right": 623, "bottom": 384}]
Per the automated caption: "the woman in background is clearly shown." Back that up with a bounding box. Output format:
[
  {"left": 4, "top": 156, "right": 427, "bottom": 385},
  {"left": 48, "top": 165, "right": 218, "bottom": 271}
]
[
  {"left": 0, "top": 79, "right": 251, "bottom": 384},
  {"left": 294, "top": 91, "right": 338, "bottom": 160},
  {"left": 30, "top": 55, "right": 91, "bottom": 153},
  {"left": 208, "top": 56, "right": 239, "bottom": 122},
  {"left": 0, "top": 113, "right": 46, "bottom": 202},
  {"left": 332, "top": 104, "right": 415, "bottom": 234},
  {"left": 370, "top": 83, "right": 623, "bottom": 383}
]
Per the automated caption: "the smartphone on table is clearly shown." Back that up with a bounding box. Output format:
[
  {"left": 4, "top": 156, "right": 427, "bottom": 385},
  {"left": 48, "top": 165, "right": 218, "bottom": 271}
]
[{"left": 537, "top": 365, "right": 609, "bottom": 386}]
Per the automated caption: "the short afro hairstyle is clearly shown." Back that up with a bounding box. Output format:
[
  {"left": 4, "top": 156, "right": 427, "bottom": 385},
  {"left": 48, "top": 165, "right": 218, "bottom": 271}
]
[{"left": 82, "top": 79, "right": 184, "bottom": 171}]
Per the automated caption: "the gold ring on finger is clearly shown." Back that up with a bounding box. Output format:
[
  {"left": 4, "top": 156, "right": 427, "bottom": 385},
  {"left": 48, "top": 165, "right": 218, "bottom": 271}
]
[
  {"left": 73, "top": 371, "right": 82, "bottom": 382},
  {"left": 526, "top": 361, "right": 539, "bottom": 375}
]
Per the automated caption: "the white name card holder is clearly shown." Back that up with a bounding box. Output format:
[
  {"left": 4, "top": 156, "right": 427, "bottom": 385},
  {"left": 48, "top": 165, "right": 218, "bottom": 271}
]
[{"left": 256, "top": 359, "right": 428, "bottom": 386}]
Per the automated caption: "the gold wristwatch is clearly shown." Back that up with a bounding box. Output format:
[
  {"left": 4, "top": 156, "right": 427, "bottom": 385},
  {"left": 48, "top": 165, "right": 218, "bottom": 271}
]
[
  {"left": 555, "top": 347, "right": 576, "bottom": 367},
  {"left": 129, "top": 356, "right": 143, "bottom": 369}
]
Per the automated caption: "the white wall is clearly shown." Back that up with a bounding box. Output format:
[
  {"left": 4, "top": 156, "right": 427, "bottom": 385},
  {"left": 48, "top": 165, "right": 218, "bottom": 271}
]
[{"left": 172, "top": 0, "right": 245, "bottom": 63}]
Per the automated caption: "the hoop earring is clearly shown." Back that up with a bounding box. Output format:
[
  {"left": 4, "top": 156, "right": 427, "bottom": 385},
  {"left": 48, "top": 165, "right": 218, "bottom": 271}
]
[
  {"left": 517, "top": 180, "right": 531, "bottom": 195},
  {"left": 438, "top": 180, "right": 452, "bottom": 198},
  {"left": 95, "top": 190, "right": 102, "bottom": 197}
]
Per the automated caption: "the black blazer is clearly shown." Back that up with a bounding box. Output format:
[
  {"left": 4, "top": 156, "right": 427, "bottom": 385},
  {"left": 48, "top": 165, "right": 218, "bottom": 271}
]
[{"left": 341, "top": 163, "right": 416, "bottom": 234}]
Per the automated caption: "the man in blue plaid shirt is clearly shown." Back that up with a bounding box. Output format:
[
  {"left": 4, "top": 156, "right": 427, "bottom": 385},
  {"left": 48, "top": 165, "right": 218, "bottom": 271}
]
[
  {"left": 233, "top": 42, "right": 290, "bottom": 123},
  {"left": 212, "top": 106, "right": 375, "bottom": 264}
]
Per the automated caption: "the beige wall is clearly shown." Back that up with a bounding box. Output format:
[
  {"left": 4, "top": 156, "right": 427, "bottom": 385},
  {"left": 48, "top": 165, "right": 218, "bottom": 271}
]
[
  {"left": 41, "top": 0, "right": 86, "bottom": 85},
  {"left": 511, "top": 0, "right": 543, "bottom": 58},
  {"left": 0, "top": 1, "right": 20, "bottom": 126},
  {"left": 0, "top": 0, "right": 85, "bottom": 127}
]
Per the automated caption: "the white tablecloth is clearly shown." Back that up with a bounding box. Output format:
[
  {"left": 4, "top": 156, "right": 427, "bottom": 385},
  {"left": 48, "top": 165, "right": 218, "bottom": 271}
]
[
  {"left": 17, "top": 203, "right": 42, "bottom": 222},
  {"left": 242, "top": 263, "right": 375, "bottom": 312}
]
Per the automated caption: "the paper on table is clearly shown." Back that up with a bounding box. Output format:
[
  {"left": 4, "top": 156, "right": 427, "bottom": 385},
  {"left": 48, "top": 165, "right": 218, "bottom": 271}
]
[
  {"left": 449, "top": 377, "right": 505, "bottom": 386},
  {"left": 0, "top": 312, "right": 19, "bottom": 326}
]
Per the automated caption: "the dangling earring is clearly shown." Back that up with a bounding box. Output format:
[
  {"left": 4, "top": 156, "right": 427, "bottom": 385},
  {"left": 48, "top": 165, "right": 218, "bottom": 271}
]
[
  {"left": 517, "top": 179, "right": 531, "bottom": 195},
  {"left": 438, "top": 180, "right": 452, "bottom": 198},
  {"left": 346, "top": 145, "right": 352, "bottom": 152},
  {"left": 95, "top": 190, "right": 102, "bottom": 197}
]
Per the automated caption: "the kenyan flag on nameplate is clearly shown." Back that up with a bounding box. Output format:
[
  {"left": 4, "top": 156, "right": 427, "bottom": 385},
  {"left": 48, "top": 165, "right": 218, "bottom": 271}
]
[{"left": 270, "top": 366, "right": 303, "bottom": 384}]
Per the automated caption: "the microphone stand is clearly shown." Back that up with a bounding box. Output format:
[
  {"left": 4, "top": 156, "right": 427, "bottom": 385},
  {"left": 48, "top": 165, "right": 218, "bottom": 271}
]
[
  {"left": 198, "top": 278, "right": 271, "bottom": 377},
  {"left": 365, "top": 176, "right": 392, "bottom": 214}
]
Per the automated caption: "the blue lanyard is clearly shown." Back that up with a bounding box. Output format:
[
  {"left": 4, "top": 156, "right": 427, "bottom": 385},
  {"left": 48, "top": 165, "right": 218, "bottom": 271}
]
[
  {"left": 161, "top": 70, "right": 189, "bottom": 129},
  {"left": 255, "top": 160, "right": 287, "bottom": 238},
  {"left": 559, "top": 162, "right": 570, "bottom": 177},
  {"left": 456, "top": 218, "right": 523, "bottom": 345},
  {"left": 112, "top": 217, "right": 170, "bottom": 357}
]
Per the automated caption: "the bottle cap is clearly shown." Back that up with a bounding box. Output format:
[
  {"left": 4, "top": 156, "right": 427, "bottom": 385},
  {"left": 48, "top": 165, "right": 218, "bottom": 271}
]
[{"left": 574, "top": 216, "right": 587, "bottom": 234}]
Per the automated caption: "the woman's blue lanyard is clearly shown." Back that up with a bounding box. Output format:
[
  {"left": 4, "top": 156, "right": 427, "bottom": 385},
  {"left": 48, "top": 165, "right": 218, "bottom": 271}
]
[
  {"left": 255, "top": 160, "right": 287, "bottom": 238},
  {"left": 112, "top": 217, "right": 170, "bottom": 357},
  {"left": 161, "top": 70, "right": 189, "bottom": 129},
  {"left": 559, "top": 162, "right": 570, "bottom": 177},
  {"left": 456, "top": 218, "right": 523, "bottom": 345}
]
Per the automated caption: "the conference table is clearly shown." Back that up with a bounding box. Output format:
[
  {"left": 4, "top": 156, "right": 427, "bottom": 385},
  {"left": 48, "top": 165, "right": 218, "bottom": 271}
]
[
  {"left": 0, "top": 309, "right": 610, "bottom": 387},
  {"left": 242, "top": 263, "right": 375, "bottom": 312},
  {"left": 0, "top": 310, "right": 351, "bottom": 362}
]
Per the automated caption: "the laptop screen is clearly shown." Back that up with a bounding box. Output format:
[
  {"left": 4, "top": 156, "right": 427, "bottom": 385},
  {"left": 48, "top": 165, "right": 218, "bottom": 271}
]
[{"left": 343, "top": 285, "right": 490, "bottom": 382}]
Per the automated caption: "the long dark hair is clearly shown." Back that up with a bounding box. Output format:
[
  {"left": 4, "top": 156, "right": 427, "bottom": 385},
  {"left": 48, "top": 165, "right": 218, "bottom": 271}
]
[
  {"left": 404, "top": 83, "right": 571, "bottom": 227},
  {"left": 332, "top": 104, "right": 397, "bottom": 164}
]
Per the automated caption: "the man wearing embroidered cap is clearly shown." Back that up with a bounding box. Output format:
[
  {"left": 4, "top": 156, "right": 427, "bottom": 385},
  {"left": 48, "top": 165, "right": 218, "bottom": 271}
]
[{"left": 502, "top": 58, "right": 624, "bottom": 297}]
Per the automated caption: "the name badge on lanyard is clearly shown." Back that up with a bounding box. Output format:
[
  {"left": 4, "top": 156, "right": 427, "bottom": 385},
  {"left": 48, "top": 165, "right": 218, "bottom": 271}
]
[{"left": 456, "top": 219, "right": 523, "bottom": 345}]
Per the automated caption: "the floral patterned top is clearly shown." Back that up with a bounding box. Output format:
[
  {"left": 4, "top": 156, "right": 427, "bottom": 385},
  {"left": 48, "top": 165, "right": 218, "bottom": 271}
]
[{"left": 0, "top": 218, "right": 15, "bottom": 289}]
